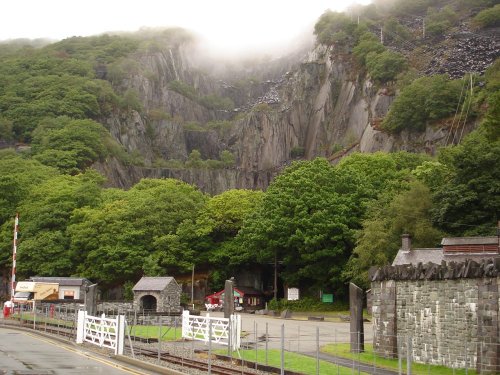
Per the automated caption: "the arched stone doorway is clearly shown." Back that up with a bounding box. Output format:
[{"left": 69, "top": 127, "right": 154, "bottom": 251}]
[{"left": 140, "top": 295, "right": 157, "bottom": 311}]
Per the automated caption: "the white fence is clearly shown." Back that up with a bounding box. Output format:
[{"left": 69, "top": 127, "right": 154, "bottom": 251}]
[
  {"left": 182, "top": 311, "right": 241, "bottom": 350},
  {"left": 76, "top": 310, "right": 125, "bottom": 355}
]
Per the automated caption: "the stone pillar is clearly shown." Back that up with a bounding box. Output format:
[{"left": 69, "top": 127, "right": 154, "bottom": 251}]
[
  {"left": 350, "top": 283, "right": 364, "bottom": 353},
  {"left": 224, "top": 278, "right": 235, "bottom": 319},
  {"left": 372, "top": 280, "right": 398, "bottom": 358},
  {"left": 476, "top": 278, "right": 499, "bottom": 374}
]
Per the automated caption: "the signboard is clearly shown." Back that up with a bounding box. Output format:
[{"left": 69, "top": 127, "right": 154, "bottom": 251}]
[
  {"left": 322, "top": 294, "right": 333, "bottom": 303},
  {"left": 287, "top": 287, "right": 300, "bottom": 301}
]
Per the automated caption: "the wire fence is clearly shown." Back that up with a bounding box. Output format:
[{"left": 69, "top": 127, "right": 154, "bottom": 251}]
[{"left": 2, "top": 306, "right": 499, "bottom": 374}]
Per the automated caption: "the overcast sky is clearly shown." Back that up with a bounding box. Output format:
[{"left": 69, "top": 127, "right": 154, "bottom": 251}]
[{"left": 1, "top": 1, "right": 371, "bottom": 55}]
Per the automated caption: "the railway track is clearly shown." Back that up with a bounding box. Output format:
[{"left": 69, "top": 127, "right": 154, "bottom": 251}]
[{"left": 137, "top": 347, "right": 262, "bottom": 375}]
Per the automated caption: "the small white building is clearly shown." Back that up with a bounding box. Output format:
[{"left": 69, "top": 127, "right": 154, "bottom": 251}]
[{"left": 29, "top": 277, "right": 93, "bottom": 300}]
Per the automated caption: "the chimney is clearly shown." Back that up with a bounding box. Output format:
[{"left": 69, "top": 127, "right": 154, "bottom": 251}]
[{"left": 401, "top": 234, "right": 411, "bottom": 251}]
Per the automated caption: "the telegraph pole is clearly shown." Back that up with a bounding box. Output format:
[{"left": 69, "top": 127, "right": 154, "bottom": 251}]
[{"left": 11, "top": 213, "right": 19, "bottom": 302}]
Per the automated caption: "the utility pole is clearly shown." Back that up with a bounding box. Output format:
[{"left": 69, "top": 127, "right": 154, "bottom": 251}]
[
  {"left": 380, "top": 27, "right": 384, "bottom": 44},
  {"left": 422, "top": 18, "right": 426, "bottom": 39},
  {"left": 274, "top": 251, "right": 278, "bottom": 300},
  {"left": 11, "top": 213, "right": 19, "bottom": 303},
  {"left": 191, "top": 264, "right": 195, "bottom": 306}
]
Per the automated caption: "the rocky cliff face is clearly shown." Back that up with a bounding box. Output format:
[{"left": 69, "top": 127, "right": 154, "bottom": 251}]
[{"left": 99, "top": 40, "right": 478, "bottom": 194}]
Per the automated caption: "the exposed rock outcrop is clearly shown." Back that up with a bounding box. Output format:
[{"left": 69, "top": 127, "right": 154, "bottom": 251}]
[{"left": 99, "top": 36, "right": 484, "bottom": 193}]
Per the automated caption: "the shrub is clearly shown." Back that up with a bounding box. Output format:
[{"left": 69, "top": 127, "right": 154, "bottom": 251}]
[
  {"left": 353, "top": 33, "right": 385, "bottom": 66},
  {"left": 473, "top": 4, "right": 500, "bottom": 28},
  {"left": 267, "top": 297, "right": 349, "bottom": 312},
  {"left": 290, "top": 146, "right": 305, "bottom": 158},
  {"left": 198, "top": 95, "right": 234, "bottom": 111},
  {"left": 168, "top": 80, "right": 197, "bottom": 100},
  {"left": 425, "top": 6, "right": 458, "bottom": 36},
  {"left": 382, "top": 74, "right": 463, "bottom": 133},
  {"left": 314, "top": 10, "right": 357, "bottom": 46},
  {"left": 366, "top": 50, "right": 407, "bottom": 83}
]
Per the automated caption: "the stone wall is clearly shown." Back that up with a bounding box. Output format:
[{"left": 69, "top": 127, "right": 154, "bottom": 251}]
[
  {"left": 371, "top": 258, "right": 499, "bottom": 374},
  {"left": 132, "top": 281, "right": 181, "bottom": 312}
]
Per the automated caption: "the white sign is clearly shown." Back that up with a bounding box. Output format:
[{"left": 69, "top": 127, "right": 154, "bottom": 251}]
[{"left": 287, "top": 287, "right": 300, "bottom": 301}]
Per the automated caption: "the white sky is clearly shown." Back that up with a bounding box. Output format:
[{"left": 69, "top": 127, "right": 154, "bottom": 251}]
[{"left": 1, "top": 1, "right": 372, "bottom": 56}]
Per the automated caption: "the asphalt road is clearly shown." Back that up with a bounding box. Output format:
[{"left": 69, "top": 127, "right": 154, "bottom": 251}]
[
  {"left": 202, "top": 311, "right": 373, "bottom": 353},
  {"left": 0, "top": 327, "right": 156, "bottom": 375}
]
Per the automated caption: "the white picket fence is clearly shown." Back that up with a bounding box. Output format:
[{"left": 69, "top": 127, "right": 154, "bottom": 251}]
[
  {"left": 76, "top": 310, "right": 125, "bottom": 355},
  {"left": 182, "top": 310, "right": 241, "bottom": 350}
]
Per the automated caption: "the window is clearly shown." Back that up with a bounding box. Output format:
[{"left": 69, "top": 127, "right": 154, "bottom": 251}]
[{"left": 63, "top": 291, "right": 75, "bottom": 300}]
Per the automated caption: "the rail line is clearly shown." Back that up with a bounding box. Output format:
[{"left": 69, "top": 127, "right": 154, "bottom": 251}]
[{"left": 136, "top": 347, "right": 262, "bottom": 375}]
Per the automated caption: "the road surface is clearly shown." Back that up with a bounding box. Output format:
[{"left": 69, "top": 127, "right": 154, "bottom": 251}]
[{"left": 0, "top": 327, "right": 155, "bottom": 374}]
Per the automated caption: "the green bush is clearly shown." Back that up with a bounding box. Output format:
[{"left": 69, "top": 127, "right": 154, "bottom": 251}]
[
  {"left": 198, "top": 94, "right": 234, "bottom": 111},
  {"left": 314, "top": 10, "right": 357, "bottom": 46},
  {"left": 366, "top": 50, "right": 407, "bottom": 83},
  {"left": 290, "top": 146, "right": 305, "bottom": 158},
  {"left": 473, "top": 4, "right": 500, "bottom": 28},
  {"left": 353, "top": 33, "right": 385, "bottom": 66},
  {"left": 267, "top": 297, "right": 348, "bottom": 312},
  {"left": 168, "top": 80, "right": 197, "bottom": 100},
  {"left": 425, "top": 6, "right": 458, "bottom": 36},
  {"left": 382, "top": 74, "right": 463, "bottom": 133}
]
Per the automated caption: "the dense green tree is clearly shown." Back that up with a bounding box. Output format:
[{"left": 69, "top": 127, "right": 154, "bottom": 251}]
[
  {"left": 0, "top": 151, "right": 59, "bottom": 225},
  {"left": 431, "top": 121, "right": 500, "bottom": 235},
  {"left": 31, "top": 117, "right": 109, "bottom": 174},
  {"left": 353, "top": 33, "right": 385, "bottom": 66},
  {"left": 425, "top": 6, "right": 459, "bottom": 36},
  {"left": 15, "top": 170, "right": 105, "bottom": 277},
  {"left": 366, "top": 50, "right": 407, "bottom": 83},
  {"left": 473, "top": 4, "right": 500, "bottom": 28},
  {"left": 238, "top": 159, "right": 355, "bottom": 294},
  {"left": 343, "top": 180, "right": 443, "bottom": 288},
  {"left": 314, "top": 11, "right": 357, "bottom": 46},
  {"left": 68, "top": 178, "right": 207, "bottom": 286},
  {"left": 382, "top": 75, "right": 463, "bottom": 132}
]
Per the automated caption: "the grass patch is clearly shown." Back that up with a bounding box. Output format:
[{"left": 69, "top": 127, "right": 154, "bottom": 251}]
[
  {"left": 216, "top": 349, "right": 369, "bottom": 375},
  {"left": 322, "top": 344, "right": 477, "bottom": 375},
  {"left": 128, "top": 325, "right": 183, "bottom": 341}
]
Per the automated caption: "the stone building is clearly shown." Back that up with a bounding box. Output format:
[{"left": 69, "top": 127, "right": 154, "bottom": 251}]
[
  {"left": 370, "top": 235, "right": 500, "bottom": 373},
  {"left": 132, "top": 276, "right": 181, "bottom": 312},
  {"left": 371, "top": 259, "right": 499, "bottom": 374},
  {"left": 392, "top": 234, "right": 499, "bottom": 266}
]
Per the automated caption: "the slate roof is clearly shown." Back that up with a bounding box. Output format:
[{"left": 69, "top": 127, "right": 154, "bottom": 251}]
[
  {"left": 392, "top": 248, "right": 500, "bottom": 266},
  {"left": 441, "top": 236, "right": 498, "bottom": 246},
  {"left": 392, "top": 249, "right": 444, "bottom": 266},
  {"left": 29, "top": 277, "right": 92, "bottom": 287},
  {"left": 132, "top": 277, "right": 175, "bottom": 291}
]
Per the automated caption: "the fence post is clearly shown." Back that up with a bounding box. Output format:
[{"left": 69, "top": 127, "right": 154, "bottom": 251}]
[
  {"left": 208, "top": 320, "right": 212, "bottom": 375},
  {"left": 298, "top": 325, "right": 301, "bottom": 353},
  {"left": 280, "top": 324, "right": 285, "bottom": 375},
  {"left": 465, "top": 341, "right": 469, "bottom": 375},
  {"left": 157, "top": 318, "right": 162, "bottom": 364},
  {"left": 228, "top": 315, "right": 232, "bottom": 357},
  {"left": 117, "top": 315, "right": 125, "bottom": 355},
  {"left": 76, "top": 310, "right": 85, "bottom": 344},
  {"left": 398, "top": 335, "right": 402, "bottom": 375},
  {"left": 316, "top": 326, "right": 320, "bottom": 375},
  {"left": 255, "top": 321, "right": 258, "bottom": 369},
  {"left": 266, "top": 322, "right": 269, "bottom": 366},
  {"left": 407, "top": 336, "right": 412, "bottom": 375}
]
